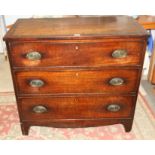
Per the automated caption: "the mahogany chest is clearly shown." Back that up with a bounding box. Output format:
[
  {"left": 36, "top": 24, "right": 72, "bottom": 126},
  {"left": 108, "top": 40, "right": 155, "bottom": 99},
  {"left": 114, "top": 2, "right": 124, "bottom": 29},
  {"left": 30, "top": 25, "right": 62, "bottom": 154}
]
[{"left": 3, "top": 16, "right": 147, "bottom": 135}]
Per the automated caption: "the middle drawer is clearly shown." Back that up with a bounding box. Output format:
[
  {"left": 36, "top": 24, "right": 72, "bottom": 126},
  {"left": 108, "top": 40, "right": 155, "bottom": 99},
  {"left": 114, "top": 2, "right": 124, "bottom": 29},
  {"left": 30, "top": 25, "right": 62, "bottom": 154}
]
[{"left": 15, "top": 69, "right": 139, "bottom": 95}]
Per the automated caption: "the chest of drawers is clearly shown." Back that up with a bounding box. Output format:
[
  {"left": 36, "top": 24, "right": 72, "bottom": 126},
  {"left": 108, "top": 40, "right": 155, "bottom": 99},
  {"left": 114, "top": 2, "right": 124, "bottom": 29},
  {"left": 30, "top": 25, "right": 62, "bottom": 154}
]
[{"left": 4, "top": 16, "right": 147, "bottom": 135}]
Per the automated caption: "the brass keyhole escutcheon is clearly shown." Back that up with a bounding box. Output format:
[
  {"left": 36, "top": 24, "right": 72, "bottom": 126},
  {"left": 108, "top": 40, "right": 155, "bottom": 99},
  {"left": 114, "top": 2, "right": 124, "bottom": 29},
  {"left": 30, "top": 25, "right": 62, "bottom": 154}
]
[{"left": 75, "top": 46, "right": 79, "bottom": 50}]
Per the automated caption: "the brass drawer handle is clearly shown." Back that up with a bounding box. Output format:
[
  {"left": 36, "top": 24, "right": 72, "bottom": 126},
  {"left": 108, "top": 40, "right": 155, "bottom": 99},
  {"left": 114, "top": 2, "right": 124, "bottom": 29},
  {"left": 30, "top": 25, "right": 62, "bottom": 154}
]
[
  {"left": 109, "top": 77, "right": 124, "bottom": 86},
  {"left": 112, "top": 49, "right": 128, "bottom": 58},
  {"left": 32, "top": 105, "right": 47, "bottom": 113},
  {"left": 26, "top": 51, "right": 42, "bottom": 60},
  {"left": 107, "top": 104, "right": 121, "bottom": 112},
  {"left": 29, "top": 79, "right": 44, "bottom": 87}
]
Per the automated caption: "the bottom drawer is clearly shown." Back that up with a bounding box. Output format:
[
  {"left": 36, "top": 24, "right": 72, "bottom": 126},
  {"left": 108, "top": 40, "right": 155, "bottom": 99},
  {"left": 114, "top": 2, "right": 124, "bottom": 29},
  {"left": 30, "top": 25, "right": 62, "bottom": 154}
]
[{"left": 19, "top": 95, "right": 136, "bottom": 121}]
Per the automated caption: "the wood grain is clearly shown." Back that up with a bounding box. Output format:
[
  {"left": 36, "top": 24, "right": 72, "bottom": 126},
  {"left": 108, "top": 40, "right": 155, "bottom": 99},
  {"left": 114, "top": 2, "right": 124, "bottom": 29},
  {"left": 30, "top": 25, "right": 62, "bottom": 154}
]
[
  {"left": 19, "top": 95, "right": 136, "bottom": 120},
  {"left": 4, "top": 16, "right": 147, "bottom": 135},
  {"left": 15, "top": 69, "right": 140, "bottom": 95},
  {"left": 4, "top": 16, "right": 147, "bottom": 41},
  {"left": 10, "top": 41, "right": 144, "bottom": 67}
]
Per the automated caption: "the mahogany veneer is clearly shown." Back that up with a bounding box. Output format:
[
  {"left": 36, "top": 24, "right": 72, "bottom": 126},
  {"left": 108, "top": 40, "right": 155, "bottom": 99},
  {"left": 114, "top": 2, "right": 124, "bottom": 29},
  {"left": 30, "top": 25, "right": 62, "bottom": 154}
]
[{"left": 4, "top": 16, "right": 147, "bottom": 135}]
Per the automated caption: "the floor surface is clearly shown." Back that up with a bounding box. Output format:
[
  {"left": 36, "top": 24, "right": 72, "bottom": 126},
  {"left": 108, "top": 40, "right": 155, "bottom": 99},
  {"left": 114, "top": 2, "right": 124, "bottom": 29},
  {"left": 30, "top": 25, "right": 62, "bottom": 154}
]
[{"left": 0, "top": 54, "right": 14, "bottom": 92}]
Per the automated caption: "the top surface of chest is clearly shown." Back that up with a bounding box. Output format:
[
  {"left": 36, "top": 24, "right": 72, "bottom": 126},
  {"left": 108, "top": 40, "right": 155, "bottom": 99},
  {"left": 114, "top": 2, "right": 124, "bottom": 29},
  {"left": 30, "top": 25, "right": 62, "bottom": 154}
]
[{"left": 4, "top": 16, "right": 147, "bottom": 41}]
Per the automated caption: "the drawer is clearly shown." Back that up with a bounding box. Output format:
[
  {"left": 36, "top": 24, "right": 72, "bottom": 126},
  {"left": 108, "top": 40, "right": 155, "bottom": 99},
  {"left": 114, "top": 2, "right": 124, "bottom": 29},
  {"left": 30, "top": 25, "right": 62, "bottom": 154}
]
[
  {"left": 15, "top": 69, "right": 140, "bottom": 95},
  {"left": 19, "top": 95, "right": 136, "bottom": 120},
  {"left": 10, "top": 41, "right": 143, "bottom": 67}
]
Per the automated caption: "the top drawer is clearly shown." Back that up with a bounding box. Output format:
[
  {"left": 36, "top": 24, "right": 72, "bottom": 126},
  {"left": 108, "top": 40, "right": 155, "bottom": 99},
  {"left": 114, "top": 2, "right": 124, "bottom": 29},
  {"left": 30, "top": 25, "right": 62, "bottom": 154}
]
[{"left": 9, "top": 41, "right": 144, "bottom": 68}]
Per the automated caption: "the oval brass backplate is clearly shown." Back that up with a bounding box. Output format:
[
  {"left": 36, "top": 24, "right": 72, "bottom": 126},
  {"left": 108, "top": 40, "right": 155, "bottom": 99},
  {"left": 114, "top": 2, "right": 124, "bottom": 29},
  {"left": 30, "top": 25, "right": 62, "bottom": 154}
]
[
  {"left": 112, "top": 49, "right": 128, "bottom": 58},
  {"left": 26, "top": 51, "right": 42, "bottom": 60},
  {"left": 32, "top": 105, "right": 47, "bottom": 113},
  {"left": 29, "top": 79, "right": 44, "bottom": 88},
  {"left": 107, "top": 104, "right": 121, "bottom": 112},
  {"left": 109, "top": 77, "right": 124, "bottom": 86}
]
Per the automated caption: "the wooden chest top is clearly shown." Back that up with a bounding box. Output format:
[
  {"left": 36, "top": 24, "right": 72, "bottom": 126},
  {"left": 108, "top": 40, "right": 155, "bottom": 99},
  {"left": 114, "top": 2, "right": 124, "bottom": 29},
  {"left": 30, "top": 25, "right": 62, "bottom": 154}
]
[{"left": 4, "top": 16, "right": 147, "bottom": 41}]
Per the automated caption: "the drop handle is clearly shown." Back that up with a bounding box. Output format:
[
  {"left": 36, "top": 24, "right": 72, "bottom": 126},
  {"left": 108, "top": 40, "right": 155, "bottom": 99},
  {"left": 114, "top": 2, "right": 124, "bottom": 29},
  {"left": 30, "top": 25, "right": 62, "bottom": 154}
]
[
  {"left": 109, "top": 77, "right": 124, "bottom": 86},
  {"left": 26, "top": 51, "right": 42, "bottom": 60},
  {"left": 107, "top": 104, "right": 121, "bottom": 112},
  {"left": 112, "top": 49, "right": 128, "bottom": 58},
  {"left": 32, "top": 105, "right": 48, "bottom": 113},
  {"left": 29, "top": 79, "right": 44, "bottom": 88}
]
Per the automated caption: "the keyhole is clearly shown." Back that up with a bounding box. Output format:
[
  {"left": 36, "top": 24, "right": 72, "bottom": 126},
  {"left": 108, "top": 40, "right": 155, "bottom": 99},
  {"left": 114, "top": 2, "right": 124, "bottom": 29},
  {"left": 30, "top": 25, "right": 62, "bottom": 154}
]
[{"left": 75, "top": 46, "right": 79, "bottom": 50}]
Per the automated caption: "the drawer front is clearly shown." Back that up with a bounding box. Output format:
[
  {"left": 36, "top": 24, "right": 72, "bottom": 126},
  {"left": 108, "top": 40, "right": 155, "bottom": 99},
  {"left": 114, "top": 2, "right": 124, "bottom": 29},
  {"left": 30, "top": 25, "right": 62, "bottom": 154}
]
[
  {"left": 15, "top": 69, "right": 139, "bottom": 94},
  {"left": 10, "top": 41, "right": 143, "bottom": 67},
  {"left": 19, "top": 95, "right": 136, "bottom": 120}
]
